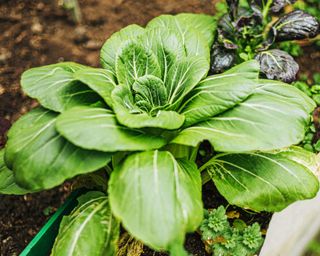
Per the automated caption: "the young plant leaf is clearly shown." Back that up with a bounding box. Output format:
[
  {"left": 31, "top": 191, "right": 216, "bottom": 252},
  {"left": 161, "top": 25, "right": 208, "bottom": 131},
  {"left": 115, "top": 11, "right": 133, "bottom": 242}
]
[
  {"left": 165, "top": 56, "right": 209, "bottom": 110},
  {"left": 140, "top": 28, "right": 185, "bottom": 81},
  {"left": 147, "top": 13, "right": 217, "bottom": 49},
  {"left": 115, "top": 41, "right": 161, "bottom": 87},
  {"left": 255, "top": 49, "right": 299, "bottom": 83},
  {"left": 56, "top": 106, "right": 167, "bottom": 152},
  {"left": 175, "top": 13, "right": 217, "bottom": 46},
  {"left": 0, "top": 149, "right": 35, "bottom": 195},
  {"left": 5, "top": 108, "right": 112, "bottom": 190},
  {"left": 21, "top": 62, "right": 102, "bottom": 112},
  {"left": 111, "top": 81, "right": 185, "bottom": 130},
  {"left": 273, "top": 10, "right": 319, "bottom": 41},
  {"left": 73, "top": 67, "right": 116, "bottom": 108},
  {"left": 52, "top": 193, "right": 119, "bottom": 256},
  {"left": 133, "top": 75, "right": 168, "bottom": 112},
  {"left": 202, "top": 148, "right": 319, "bottom": 212},
  {"left": 173, "top": 80, "right": 315, "bottom": 152},
  {"left": 147, "top": 15, "right": 211, "bottom": 64},
  {"left": 108, "top": 150, "right": 203, "bottom": 251},
  {"left": 100, "top": 24, "right": 145, "bottom": 73}
]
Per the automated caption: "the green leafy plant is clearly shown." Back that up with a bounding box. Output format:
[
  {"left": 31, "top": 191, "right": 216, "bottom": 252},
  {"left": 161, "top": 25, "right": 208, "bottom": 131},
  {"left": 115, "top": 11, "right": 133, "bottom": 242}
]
[
  {"left": 200, "top": 206, "right": 263, "bottom": 256},
  {"left": 0, "top": 12, "right": 319, "bottom": 255},
  {"left": 293, "top": 72, "right": 320, "bottom": 152},
  {"left": 211, "top": 0, "right": 319, "bottom": 82}
]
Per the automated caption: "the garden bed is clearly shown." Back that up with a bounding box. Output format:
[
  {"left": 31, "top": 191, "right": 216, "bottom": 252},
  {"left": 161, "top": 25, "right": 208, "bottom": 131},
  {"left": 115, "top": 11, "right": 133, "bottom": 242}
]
[{"left": 0, "top": 0, "right": 319, "bottom": 255}]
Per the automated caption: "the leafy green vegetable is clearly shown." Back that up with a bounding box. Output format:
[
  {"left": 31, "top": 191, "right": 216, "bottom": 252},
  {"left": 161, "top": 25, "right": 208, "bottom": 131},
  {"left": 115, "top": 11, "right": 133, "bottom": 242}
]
[
  {"left": 100, "top": 24, "right": 145, "bottom": 73},
  {"left": 21, "top": 62, "right": 102, "bottom": 112},
  {"left": 201, "top": 147, "right": 319, "bottom": 212},
  {"left": 112, "top": 84, "right": 185, "bottom": 129},
  {"left": 73, "top": 67, "right": 116, "bottom": 107},
  {"left": 116, "top": 41, "right": 161, "bottom": 87},
  {"left": 0, "top": 149, "right": 34, "bottom": 194},
  {"left": 147, "top": 13, "right": 216, "bottom": 54},
  {"left": 180, "top": 61, "right": 259, "bottom": 127},
  {"left": 5, "top": 107, "right": 112, "bottom": 190},
  {"left": 1, "top": 11, "right": 319, "bottom": 255},
  {"left": 56, "top": 106, "right": 167, "bottom": 152},
  {"left": 108, "top": 150, "right": 202, "bottom": 253},
  {"left": 52, "top": 191, "right": 119, "bottom": 256},
  {"left": 174, "top": 79, "right": 315, "bottom": 152}
]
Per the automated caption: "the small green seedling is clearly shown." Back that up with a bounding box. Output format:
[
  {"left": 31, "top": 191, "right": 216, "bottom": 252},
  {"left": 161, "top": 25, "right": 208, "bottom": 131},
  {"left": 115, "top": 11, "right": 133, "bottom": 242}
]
[{"left": 200, "top": 206, "right": 263, "bottom": 256}]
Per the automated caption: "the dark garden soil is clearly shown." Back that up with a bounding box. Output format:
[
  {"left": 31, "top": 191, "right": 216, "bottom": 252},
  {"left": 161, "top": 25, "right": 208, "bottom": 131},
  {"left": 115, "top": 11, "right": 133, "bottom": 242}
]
[{"left": 0, "top": 0, "right": 319, "bottom": 255}]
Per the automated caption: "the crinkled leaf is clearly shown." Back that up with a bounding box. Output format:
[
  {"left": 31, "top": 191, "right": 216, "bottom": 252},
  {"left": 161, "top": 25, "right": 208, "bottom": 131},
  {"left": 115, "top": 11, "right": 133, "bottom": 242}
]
[
  {"left": 56, "top": 106, "right": 167, "bottom": 152},
  {"left": 100, "top": 24, "right": 145, "bottom": 73},
  {"left": 255, "top": 49, "right": 299, "bottom": 83},
  {"left": 202, "top": 149, "right": 319, "bottom": 212},
  {"left": 5, "top": 108, "right": 112, "bottom": 190},
  {"left": 165, "top": 57, "right": 209, "bottom": 110},
  {"left": 210, "top": 44, "right": 236, "bottom": 74},
  {"left": 173, "top": 80, "right": 315, "bottom": 152},
  {"left": 21, "top": 62, "right": 102, "bottom": 112},
  {"left": 0, "top": 149, "right": 35, "bottom": 194},
  {"left": 52, "top": 193, "right": 119, "bottom": 256},
  {"left": 73, "top": 67, "right": 116, "bottom": 107},
  {"left": 133, "top": 75, "right": 168, "bottom": 112},
  {"left": 139, "top": 28, "right": 185, "bottom": 82},
  {"left": 108, "top": 150, "right": 203, "bottom": 251},
  {"left": 112, "top": 84, "right": 185, "bottom": 130},
  {"left": 115, "top": 41, "right": 161, "bottom": 87},
  {"left": 273, "top": 10, "right": 319, "bottom": 41}
]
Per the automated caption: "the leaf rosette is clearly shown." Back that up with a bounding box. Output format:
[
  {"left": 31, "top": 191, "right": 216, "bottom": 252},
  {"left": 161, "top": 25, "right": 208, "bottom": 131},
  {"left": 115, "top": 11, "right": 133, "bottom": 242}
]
[{"left": 1, "top": 12, "right": 319, "bottom": 255}]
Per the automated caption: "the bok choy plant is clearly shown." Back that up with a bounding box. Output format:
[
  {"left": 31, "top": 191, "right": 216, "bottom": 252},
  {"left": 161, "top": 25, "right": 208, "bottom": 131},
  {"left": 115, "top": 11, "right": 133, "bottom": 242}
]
[{"left": 0, "top": 13, "right": 319, "bottom": 255}]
